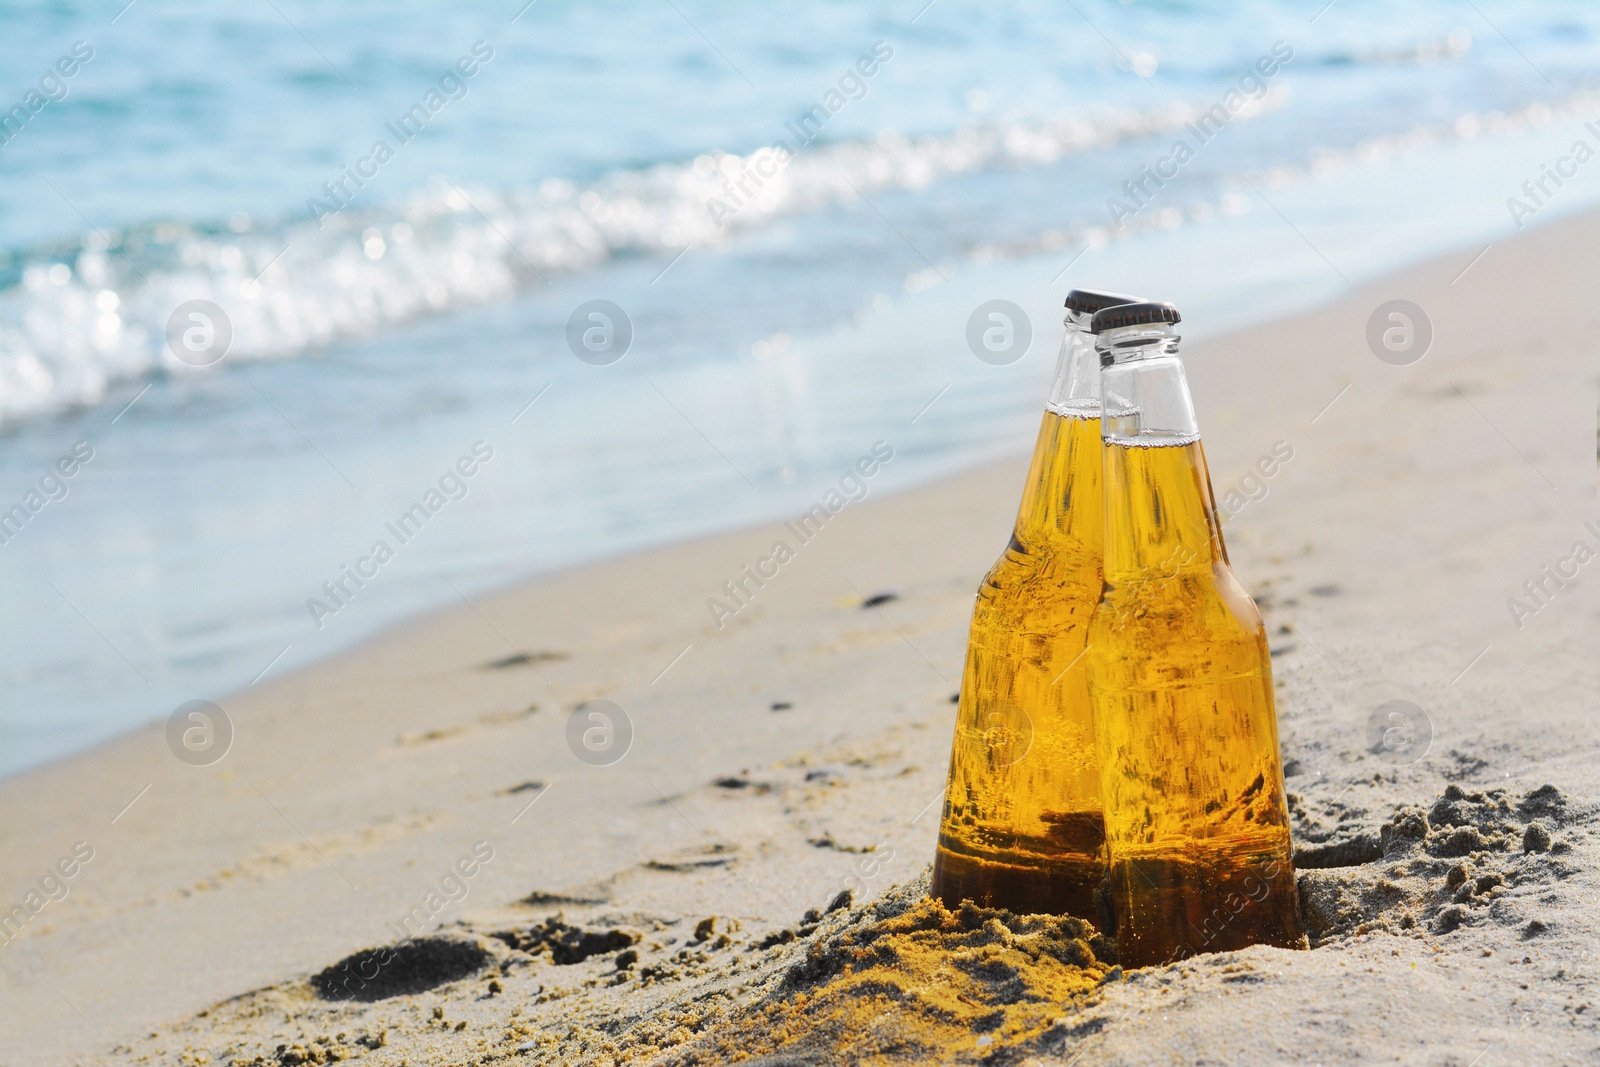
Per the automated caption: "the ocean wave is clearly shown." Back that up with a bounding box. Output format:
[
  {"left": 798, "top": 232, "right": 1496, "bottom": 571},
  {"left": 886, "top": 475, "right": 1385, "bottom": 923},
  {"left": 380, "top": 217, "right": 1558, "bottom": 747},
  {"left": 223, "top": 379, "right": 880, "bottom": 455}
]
[
  {"left": 0, "top": 93, "right": 1291, "bottom": 427},
  {"left": 912, "top": 86, "right": 1600, "bottom": 274},
  {"left": 3, "top": 78, "right": 1592, "bottom": 428}
]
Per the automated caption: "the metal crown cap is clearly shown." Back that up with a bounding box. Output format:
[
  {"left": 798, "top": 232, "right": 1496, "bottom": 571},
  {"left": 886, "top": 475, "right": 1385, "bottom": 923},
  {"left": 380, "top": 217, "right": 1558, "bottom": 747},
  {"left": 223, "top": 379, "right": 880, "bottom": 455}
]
[
  {"left": 1089, "top": 300, "right": 1182, "bottom": 334},
  {"left": 1064, "top": 288, "right": 1143, "bottom": 315}
]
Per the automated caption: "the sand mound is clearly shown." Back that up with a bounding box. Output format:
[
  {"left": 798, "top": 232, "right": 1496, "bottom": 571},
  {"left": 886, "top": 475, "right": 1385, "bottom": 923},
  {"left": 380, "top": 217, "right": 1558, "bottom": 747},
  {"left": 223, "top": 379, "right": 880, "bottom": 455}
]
[
  {"left": 491, "top": 917, "right": 641, "bottom": 965},
  {"left": 101, "top": 784, "right": 1594, "bottom": 1067},
  {"left": 654, "top": 876, "right": 1114, "bottom": 1066},
  {"left": 647, "top": 785, "right": 1588, "bottom": 1065},
  {"left": 1298, "top": 783, "right": 1580, "bottom": 945}
]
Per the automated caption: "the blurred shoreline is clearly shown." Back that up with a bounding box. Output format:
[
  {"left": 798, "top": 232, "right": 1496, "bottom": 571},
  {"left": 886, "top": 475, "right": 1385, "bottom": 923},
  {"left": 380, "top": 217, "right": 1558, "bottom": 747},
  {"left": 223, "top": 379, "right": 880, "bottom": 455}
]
[
  {"left": 7, "top": 0, "right": 1600, "bottom": 777},
  {"left": 8, "top": 137, "right": 1600, "bottom": 780}
]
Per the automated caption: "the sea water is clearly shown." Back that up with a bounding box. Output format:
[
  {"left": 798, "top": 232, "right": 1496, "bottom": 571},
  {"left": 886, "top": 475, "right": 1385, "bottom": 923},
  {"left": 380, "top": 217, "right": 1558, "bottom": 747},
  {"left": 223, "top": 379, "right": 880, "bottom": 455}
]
[{"left": 2, "top": 0, "right": 1598, "bottom": 774}]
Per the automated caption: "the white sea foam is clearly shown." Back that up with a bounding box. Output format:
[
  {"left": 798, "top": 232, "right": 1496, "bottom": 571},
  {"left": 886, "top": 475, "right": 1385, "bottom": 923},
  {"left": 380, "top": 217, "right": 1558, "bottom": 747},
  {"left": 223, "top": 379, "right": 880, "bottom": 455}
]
[
  {"left": 1, "top": 84, "right": 1594, "bottom": 427},
  {"left": 0, "top": 95, "right": 1289, "bottom": 426}
]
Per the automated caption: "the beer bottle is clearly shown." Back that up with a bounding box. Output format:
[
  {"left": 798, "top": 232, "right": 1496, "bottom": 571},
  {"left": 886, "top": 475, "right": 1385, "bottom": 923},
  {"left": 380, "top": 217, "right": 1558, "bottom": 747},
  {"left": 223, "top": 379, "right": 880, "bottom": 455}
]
[
  {"left": 931, "top": 288, "right": 1139, "bottom": 919},
  {"left": 1085, "top": 301, "right": 1305, "bottom": 966}
]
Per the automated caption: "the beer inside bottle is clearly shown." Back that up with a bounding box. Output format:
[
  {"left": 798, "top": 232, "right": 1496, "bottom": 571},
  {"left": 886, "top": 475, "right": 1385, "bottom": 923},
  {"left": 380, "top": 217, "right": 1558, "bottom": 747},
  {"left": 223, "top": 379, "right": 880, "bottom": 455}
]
[
  {"left": 1085, "top": 302, "right": 1305, "bottom": 967},
  {"left": 931, "top": 289, "right": 1137, "bottom": 921}
]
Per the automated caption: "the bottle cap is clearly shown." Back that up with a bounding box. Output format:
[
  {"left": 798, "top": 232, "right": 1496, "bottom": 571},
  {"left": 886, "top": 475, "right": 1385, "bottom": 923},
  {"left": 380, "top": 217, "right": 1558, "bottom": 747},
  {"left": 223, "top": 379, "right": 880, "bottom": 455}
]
[
  {"left": 1089, "top": 301, "right": 1182, "bottom": 333},
  {"left": 1064, "top": 288, "right": 1143, "bottom": 316}
]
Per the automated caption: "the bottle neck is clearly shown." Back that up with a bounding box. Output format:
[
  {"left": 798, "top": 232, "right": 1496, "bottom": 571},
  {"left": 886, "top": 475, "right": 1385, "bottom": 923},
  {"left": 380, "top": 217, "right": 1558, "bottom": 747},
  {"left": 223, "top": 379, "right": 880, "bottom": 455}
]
[
  {"left": 1096, "top": 324, "right": 1199, "bottom": 445},
  {"left": 1012, "top": 406, "right": 1103, "bottom": 556},
  {"left": 1009, "top": 312, "right": 1104, "bottom": 554},
  {"left": 1046, "top": 310, "right": 1100, "bottom": 417},
  {"left": 1095, "top": 323, "right": 1225, "bottom": 581},
  {"left": 1100, "top": 435, "right": 1226, "bottom": 583}
]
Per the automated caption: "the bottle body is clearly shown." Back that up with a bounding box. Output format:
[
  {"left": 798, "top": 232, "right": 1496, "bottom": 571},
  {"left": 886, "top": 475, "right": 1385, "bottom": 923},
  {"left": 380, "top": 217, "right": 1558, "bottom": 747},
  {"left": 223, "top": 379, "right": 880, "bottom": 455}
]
[
  {"left": 932, "top": 319, "right": 1108, "bottom": 920},
  {"left": 1087, "top": 328, "right": 1303, "bottom": 966}
]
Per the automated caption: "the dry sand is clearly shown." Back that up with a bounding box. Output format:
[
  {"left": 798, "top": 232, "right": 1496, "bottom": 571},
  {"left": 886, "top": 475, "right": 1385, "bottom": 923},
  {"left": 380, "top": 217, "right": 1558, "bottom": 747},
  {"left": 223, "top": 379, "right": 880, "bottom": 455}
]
[{"left": 2, "top": 211, "right": 1597, "bottom": 1067}]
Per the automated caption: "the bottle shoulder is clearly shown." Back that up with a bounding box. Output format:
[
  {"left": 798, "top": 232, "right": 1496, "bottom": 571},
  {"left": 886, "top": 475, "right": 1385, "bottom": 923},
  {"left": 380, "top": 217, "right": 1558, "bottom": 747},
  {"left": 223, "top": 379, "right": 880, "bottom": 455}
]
[
  {"left": 981, "top": 539, "right": 1103, "bottom": 591},
  {"left": 1091, "top": 563, "right": 1265, "bottom": 639}
]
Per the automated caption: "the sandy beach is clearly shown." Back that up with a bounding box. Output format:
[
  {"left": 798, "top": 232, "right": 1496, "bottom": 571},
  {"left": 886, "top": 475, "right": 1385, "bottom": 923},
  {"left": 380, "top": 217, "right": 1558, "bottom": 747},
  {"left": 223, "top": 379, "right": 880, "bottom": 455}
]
[{"left": 3, "top": 209, "right": 1598, "bottom": 1066}]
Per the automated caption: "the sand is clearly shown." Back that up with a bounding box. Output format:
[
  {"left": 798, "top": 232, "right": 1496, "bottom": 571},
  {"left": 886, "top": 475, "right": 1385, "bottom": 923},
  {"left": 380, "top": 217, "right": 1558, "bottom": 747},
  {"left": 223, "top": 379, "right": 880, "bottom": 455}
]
[{"left": 2, "top": 209, "right": 1597, "bottom": 1067}]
